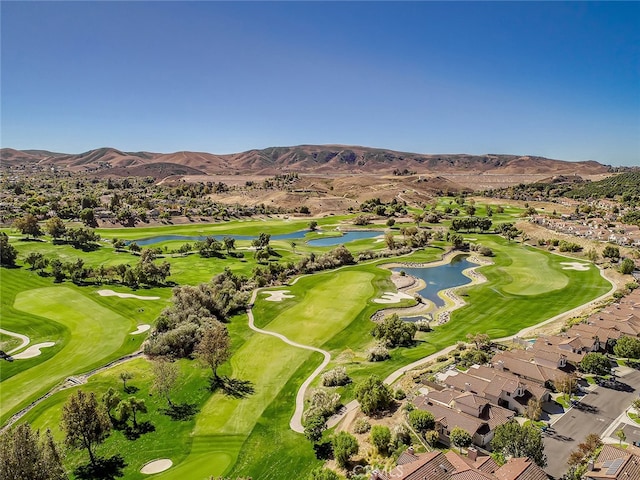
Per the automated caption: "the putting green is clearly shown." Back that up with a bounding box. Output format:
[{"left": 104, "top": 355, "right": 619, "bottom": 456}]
[
  {"left": 499, "top": 247, "right": 568, "bottom": 295},
  {"left": 1, "top": 287, "right": 134, "bottom": 423}
]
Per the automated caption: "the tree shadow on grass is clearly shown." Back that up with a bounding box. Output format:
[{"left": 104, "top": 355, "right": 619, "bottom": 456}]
[
  {"left": 210, "top": 376, "right": 255, "bottom": 398},
  {"left": 74, "top": 454, "right": 127, "bottom": 480},
  {"left": 122, "top": 421, "right": 156, "bottom": 440},
  {"left": 124, "top": 385, "right": 139, "bottom": 394},
  {"left": 160, "top": 402, "right": 199, "bottom": 421}
]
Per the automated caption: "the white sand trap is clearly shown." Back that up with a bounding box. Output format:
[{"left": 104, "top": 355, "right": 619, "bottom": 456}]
[
  {"left": 560, "top": 262, "right": 590, "bottom": 271},
  {"left": 13, "top": 342, "right": 55, "bottom": 359},
  {"left": 373, "top": 291, "right": 414, "bottom": 304},
  {"left": 262, "top": 290, "right": 295, "bottom": 302},
  {"left": 140, "top": 459, "right": 173, "bottom": 474},
  {"left": 130, "top": 324, "right": 151, "bottom": 335},
  {"left": 97, "top": 289, "right": 160, "bottom": 300}
]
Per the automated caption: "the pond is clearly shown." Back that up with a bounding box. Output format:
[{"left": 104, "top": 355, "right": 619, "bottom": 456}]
[
  {"left": 392, "top": 255, "right": 474, "bottom": 308},
  {"left": 129, "top": 229, "right": 381, "bottom": 247},
  {"left": 307, "top": 230, "right": 381, "bottom": 247}
]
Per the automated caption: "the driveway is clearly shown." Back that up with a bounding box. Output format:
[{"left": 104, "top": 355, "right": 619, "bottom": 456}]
[{"left": 543, "top": 369, "right": 640, "bottom": 479}]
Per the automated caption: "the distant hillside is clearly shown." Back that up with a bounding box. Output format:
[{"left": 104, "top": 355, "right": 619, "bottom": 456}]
[
  {"left": 565, "top": 172, "right": 640, "bottom": 199},
  {"left": 1, "top": 145, "right": 610, "bottom": 176}
]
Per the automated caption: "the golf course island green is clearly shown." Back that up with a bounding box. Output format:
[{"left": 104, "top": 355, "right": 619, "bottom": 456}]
[{"left": 1, "top": 213, "right": 613, "bottom": 479}]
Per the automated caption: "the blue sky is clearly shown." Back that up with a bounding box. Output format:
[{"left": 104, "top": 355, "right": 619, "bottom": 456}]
[{"left": 1, "top": 1, "right": 638, "bottom": 166}]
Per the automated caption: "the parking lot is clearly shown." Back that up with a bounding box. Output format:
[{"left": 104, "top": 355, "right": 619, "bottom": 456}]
[{"left": 543, "top": 368, "right": 640, "bottom": 479}]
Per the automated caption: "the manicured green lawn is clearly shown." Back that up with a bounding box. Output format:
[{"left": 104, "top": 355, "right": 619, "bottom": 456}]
[
  {"left": 24, "top": 357, "right": 211, "bottom": 479},
  {"left": 2, "top": 217, "right": 613, "bottom": 479}
]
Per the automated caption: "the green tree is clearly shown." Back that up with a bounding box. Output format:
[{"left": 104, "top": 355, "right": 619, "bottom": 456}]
[
  {"left": 13, "top": 213, "right": 43, "bottom": 239},
  {"left": 603, "top": 245, "right": 620, "bottom": 259},
  {"left": 308, "top": 467, "right": 340, "bottom": 480},
  {"left": 331, "top": 432, "right": 359, "bottom": 469},
  {"left": 408, "top": 409, "right": 435, "bottom": 433},
  {"left": 620, "top": 258, "right": 635, "bottom": 275},
  {"left": 492, "top": 420, "right": 547, "bottom": 467},
  {"left": 152, "top": 359, "right": 179, "bottom": 407},
  {"left": 119, "top": 371, "right": 133, "bottom": 392},
  {"left": 371, "top": 314, "right": 417, "bottom": 347},
  {"left": 526, "top": 397, "right": 543, "bottom": 422},
  {"left": 354, "top": 375, "right": 393, "bottom": 415},
  {"left": 0, "top": 233, "right": 18, "bottom": 266},
  {"left": 450, "top": 233, "right": 465, "bottom": 248},
  {"left": 61, "top": 390, "right": 112, "bottom": 467},
  {"left": 614, "top": 336, "right": 640, "bottom": 359},
  {"left": 24, "top": 252, "right": 45, "bottom": 271},
  {"left": 466, "top": 332, "right": 490, "bottom": 350},
  {"left": 579, "top": 352, "right": 611, "bottom": 376},
  {"left": 79, "top": 208, "right": 96, "bottom": 227},
  {"left": 303, "top": 413, "right": 326, "bottom": 444},
  {"left": 425, "top": 430, "right": 440, "bottom": 447},
  {"left": 101, "top": 387, "right": 121, "bottom": 422},
  {"left": 554, "top": 373, "right": 578, "bottom": 402},
  {"left": 195, "top": 322, "right": 231, "bottom": 381},
  {"left": 118, "top": 397, "right": 147, "bottom": 428},
  {"left": 616, "top": 428, "right": 626, "bottom": 446},
  {"left": 450, "top": 427, "right": 472, "bottom": 450},
  {"left": 370, "top": 425, "right": 391, "bottom": 455},
  {"left": 45, "top": 216, "right": 66, "bottom": 239},
  {"left": 223, "top": 237, "right": 236, "bottom": 254},
  {"left": 0, "top": 423, "right": 67, "bottom": 480},
  {"left": 309, "top": 220, "right": 318, "bottom": 231}
]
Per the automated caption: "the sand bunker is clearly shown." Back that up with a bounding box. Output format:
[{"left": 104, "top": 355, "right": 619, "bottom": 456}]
[
  {"left": 560, "top": 262, "right": 590, "bottom": 271},
  {"left": 373, "top": 291, "right": 414, "bottom": 304},
  {"left": 13, "top": 342, "right": 55, "bottom": 359},
  {"left": 262, "top": 290, "right": 295, "bottom": 302},
  {"left": 130, "top": 324, "right": 151, "bottom": 335},
  {"left": 140, "top": 459, "right": 173, "bottom": 474},
  {"left": 97, "top": 289, "right": 160, "bottom": 300}
]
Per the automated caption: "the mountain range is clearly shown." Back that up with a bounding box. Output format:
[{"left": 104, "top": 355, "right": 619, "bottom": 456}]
[{"left": 1, "top": 145, "right": 610, "bottom": 177}]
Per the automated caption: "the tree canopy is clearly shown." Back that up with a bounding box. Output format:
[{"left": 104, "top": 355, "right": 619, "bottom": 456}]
[
  {"left": 614, "top": 336, "right": 640, "bottom": 359},
  {"left": 61, "top": 390, "right": 112, "bottom": 467},
  {"left": 371, "top": 314, "right": 417, "bottom": 348},
  {"left": 354, "top": 375, "right": 393, "bottom": 415},
  {"left": 579, "top": 352, "right": 611, "bottom": 376},
  {"left": 331, "top": 432, "right": 358, "bottom": 469},
  {"left": 0, "top": 423, "right": 67, "bottom": 480},
  {"left": 491, "top": 420, "right": 547, "bottom": 467}
]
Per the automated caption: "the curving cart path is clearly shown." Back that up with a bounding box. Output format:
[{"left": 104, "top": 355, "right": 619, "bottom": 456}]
[
  {"left": 251, "top": 256, "right": 618, "bottom": 433},
  {"left": 0, "top": 328, "right": 30, "bottom": 354},
  {"left": 246, "top": 289, "right": 331, "bottom": 433}
]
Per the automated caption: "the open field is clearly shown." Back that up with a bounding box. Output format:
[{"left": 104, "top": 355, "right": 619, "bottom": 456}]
[{"left": 1, "top": 210, "right": 615, "bottom": 478}]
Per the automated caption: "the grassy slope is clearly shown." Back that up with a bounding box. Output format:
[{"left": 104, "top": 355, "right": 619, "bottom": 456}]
[
  {"left": 3, "top": 214, "right": 613, "bottom": 478},
  {"left": 24, "top": 357, "right": 211, "bottom": 479},
  {"left": 0, "top": 283, "right": 162, "bottom": 423}
]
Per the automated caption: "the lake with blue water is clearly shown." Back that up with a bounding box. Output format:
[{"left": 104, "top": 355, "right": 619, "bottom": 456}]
[
  {"left": 130, "top": 230, "right": 381, "bottom": 247},
  {"left": 393, "top": 255, "right": 474, "bottom": 309}
]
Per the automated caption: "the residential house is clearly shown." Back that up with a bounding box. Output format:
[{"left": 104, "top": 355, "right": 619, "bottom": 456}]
[
  {"left": 413, "top": 390, "right": 514, "bottom": 449},
  {"left": 370, "top": 448, "right": 548, "bottom": 480},
  {"left": 491, "top": 351, "right": 573, "bottom": 387},
  {"left": 584, "top": 444, "right": 640, "bottom": 480},
  {"left": 443, "top": 365, "right": 549, "bottom": 414}
]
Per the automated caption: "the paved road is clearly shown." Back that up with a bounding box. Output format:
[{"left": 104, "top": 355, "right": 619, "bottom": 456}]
[{"left": 543, "top": 369, "right": 640, "bottom": 479}]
